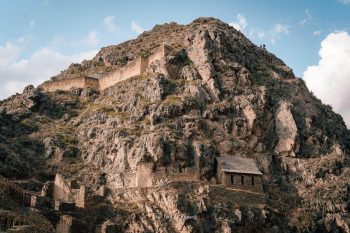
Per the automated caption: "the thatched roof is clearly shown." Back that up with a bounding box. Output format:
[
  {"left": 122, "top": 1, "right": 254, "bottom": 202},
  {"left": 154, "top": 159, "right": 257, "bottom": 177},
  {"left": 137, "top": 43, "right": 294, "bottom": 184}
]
[{"left": 216, "top": 157, "right": 262, "bottom": 175}]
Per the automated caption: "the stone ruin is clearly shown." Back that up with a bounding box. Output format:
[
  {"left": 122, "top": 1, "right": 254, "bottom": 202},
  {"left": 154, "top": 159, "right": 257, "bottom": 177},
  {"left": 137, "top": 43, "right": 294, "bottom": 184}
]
[
  {"left": 0, "top": 210, "right": 35, "bottom": 232},
  {"left": 95, "top": 220, "right": 119, "bottom": 233},
  {"left": 19, "top": 173, "right": 85, "bottom": 213},
  {"left": 216, "top": 157, "right": 264, "bottom": 193},
  {"left": 55, "top": 215, "right": 85, "bottom": 233},
  {"left": 52, "top": 173, "right": 86, "bottom": 209},
  {"left": 111, "top": 161, "right": 200, "bottom": 189},
  {"left": 39, "top": 44, "right": 171, "bottom": 92}
]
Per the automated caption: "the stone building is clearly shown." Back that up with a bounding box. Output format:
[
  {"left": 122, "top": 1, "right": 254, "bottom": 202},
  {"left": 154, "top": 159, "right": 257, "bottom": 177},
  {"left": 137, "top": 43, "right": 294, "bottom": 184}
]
[
  {"left": 39, "top": 173, "right": 86, "bottom": 210},
  {"left": 216, "top": 157, "right": 263, "bottom": 193},
  {"left": 53, "top": 174, "right": 86, "bottom": 208},
  {"left": 56, "top": 215, "right": 85, "bottom": 233}
]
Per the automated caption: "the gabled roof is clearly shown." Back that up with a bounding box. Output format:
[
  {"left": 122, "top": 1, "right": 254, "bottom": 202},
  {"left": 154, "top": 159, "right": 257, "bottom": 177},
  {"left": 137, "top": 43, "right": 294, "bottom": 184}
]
[{"left": 216, "top": 156, "right": 262, "bottom": 175}]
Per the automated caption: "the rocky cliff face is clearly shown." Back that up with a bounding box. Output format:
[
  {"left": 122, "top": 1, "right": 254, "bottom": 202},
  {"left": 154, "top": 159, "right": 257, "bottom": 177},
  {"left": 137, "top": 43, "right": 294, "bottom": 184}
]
[{"left": 0, "top": 17, "right": 349, "bottom": 232}]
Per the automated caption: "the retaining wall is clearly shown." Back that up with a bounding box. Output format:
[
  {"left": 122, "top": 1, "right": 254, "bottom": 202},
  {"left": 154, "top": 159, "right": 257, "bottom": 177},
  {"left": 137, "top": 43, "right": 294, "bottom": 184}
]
[
  {"left": 39, "top": 44, "right": 170, "bottom": 92},
  {"left": 40, "top": 76, "right": 99, "bottom": 92},
  {"left": 147, "top": 44, "right": 171, "bottom": 64},
  {"left": 99, "top": 56, "right": 148, "bottom": 90}
]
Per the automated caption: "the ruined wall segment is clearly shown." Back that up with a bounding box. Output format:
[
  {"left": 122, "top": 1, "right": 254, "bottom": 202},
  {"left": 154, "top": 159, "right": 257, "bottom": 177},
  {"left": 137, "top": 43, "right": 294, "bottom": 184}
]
[
  {"left": 40, "top": 78, "right": 85, "bottom": 92},
  {"left": 39, "top": 76, "right": 99, "bottom": 92},
  {"left": 99, "top": 56, "right": 148, "bottom": 90},
  {"left": 147, "top": 44, "right": 171, "bottom": 65},
  {"left": 84, "top": 77, "right": 100, "bottom": 90},
  {"left": 54, "top": 173, "right": 74, "bottom": 203},
  {"left": 39, "top": 45, "right": 170, "bottom": 92},
  {"left": 136, "top": 162, "right": 153, "bottom": 188},
  {"left": 52, "top": 174, "right": 86, "bottom": 208},
  {"left": 74, "top": 185, "right": 86, "bottom": 208}
]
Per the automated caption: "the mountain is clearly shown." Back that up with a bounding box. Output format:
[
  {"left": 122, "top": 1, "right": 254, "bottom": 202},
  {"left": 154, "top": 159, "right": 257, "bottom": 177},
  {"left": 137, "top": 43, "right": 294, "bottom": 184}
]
[{"left": 0, "top": 17, "right": 349, "bottom": 233}]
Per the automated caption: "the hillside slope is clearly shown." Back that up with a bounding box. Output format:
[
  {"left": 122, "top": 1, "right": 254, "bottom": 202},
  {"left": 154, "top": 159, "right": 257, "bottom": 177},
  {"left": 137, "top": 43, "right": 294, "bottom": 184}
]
[{"left": 0, "top": 17, "right": 349, "bottom": 232}]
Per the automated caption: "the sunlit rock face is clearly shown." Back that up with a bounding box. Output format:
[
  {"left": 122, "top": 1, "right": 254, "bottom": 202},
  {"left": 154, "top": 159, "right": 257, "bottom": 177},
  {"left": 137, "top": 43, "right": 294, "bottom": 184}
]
[{"left": 0, "top": 17, "right": 349, "bottom": 233}]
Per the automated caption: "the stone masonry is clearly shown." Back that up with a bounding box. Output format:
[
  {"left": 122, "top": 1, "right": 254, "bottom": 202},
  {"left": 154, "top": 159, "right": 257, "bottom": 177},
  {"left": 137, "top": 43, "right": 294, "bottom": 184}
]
[{"left": 39, "top": 44, "right": 171, "bottom": 92}]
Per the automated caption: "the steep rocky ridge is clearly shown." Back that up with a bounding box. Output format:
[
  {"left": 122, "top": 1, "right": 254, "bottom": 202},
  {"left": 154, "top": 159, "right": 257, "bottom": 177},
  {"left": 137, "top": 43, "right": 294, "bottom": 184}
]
[{"left": 0, "top": 17, "right": 349, "bottom": 232}]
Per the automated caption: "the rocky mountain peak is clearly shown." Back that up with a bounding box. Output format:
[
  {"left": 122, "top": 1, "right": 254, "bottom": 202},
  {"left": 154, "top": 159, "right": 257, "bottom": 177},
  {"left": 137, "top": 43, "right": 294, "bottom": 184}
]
[{"left": 0, "top": 17, "right": 349, "bottom": 232}]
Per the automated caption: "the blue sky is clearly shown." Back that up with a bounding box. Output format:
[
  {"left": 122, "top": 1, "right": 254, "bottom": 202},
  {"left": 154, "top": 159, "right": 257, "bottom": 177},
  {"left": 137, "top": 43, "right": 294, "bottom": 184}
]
[
  {"left": 1, "top": 0, "right": 350, "bottom": 125},
  {"left": 0, "top": 0, "right": 349, "bottom": 75}
]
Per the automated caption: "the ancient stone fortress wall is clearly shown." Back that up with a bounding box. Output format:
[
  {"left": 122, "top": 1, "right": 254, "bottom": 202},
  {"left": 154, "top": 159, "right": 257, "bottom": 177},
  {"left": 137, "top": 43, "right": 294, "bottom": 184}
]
[
  {"left": 40, "top": 77, "right": 86, "bottom": 92},
  {"left": 0, "top": 210, "right": 36, "bottom": 231},
  {"left": 84, "top": 76, "right": 100, "bottom": 90},
  {"left": 117, "top": 163, "right": 199, "bottom": 188},
  {"left": 147, "top": 44, "right": 171, "bottom": 64},
  {"left": 39, "top": 44, "right": 170, "bottom": 92},
  {"left": 53, "top": 173, "right": 86, "bottom": 208},
  {"left": 98, "top": 56, "right": 148, "bottom": 90}
]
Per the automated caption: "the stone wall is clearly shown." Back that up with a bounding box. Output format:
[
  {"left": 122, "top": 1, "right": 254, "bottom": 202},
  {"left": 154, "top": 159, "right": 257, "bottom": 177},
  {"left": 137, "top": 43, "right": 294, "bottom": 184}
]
[
  {"left": 73, "top": 185, "right": 86, "bottom": 208},
  {"left": 30, "top": 195, "right": 54, "bottom": 209},
  {"left": 111, "top": 164, "right": 199, "bottom": 188},
  {"left": 39, "top": 44, "right": 171, "bottom": 92},
  {"left": 96, "top": 220, "right": 119, "bottom": 233},
  {"left": 136, "top": 162, "right": 153, "bottom": 188},
  {"left": 209, "top": 185, "right": 267, "bottom": 207},
  {"left": 0, "top": 210, "right": 35, "bottom": 231},
  {"left": 99, "top": 56, "right": 148, "bottom": 90},
  {"left": 147, "top": 44, "right": 171, "bottom": 64},
  {"left": 51, "top": 174, "right": 86, "bottom": 208},
  {"left": 53, "top": 173, "right": 74, "bottom": 202},
  {"left": 84, "top": 77, "right": 100, "bottom": 90},
  {"left": 220, "top": 173, "right": 263, "bottom": 193},
  {"left": 152, "top": 166, "right": 199, "bottom": 185},
  {"left": 56, "top": 215, "right": 86, "bottom": 233},
  {"left": 166, "top": 167, "right": 199, "bottom": 182},
  {"left": 40, "top": 77, "right": 85, "bottom": 92}
]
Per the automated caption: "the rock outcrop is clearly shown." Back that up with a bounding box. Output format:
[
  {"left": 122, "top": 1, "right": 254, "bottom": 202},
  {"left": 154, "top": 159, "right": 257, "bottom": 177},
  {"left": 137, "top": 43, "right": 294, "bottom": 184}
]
[{"left": 0, "top": 17, "right": 349, "bottom": 232}]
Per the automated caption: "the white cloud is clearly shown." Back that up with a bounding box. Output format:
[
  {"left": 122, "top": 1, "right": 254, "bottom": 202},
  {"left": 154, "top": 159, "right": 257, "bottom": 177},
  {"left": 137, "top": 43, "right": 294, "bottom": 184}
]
[
  {"left": 84, "top": 31, "right": 99, "bottom": 46},
  {"left": 51, "top": 35, "right": 65, "bottom": 46},
  {"left": 17, "top": 35, "right": 33, "bottom": 44},
  {"left": 273, "top": 24, "right": 290, "bottom": 34},
  {"left": 338, "top": 0, "right": 350, "bottom": 4},
  {"left": 0, "top": 42, "right": 21, "bottom": 68},
  {"left": 229, "top": 14, "right": 290, "bottom": 45},
  {"left": 256, "top": 29, "right": 266, "bottom": 39},
  {"left": 229, "top": 14, "right": 248, "bottom": 32},
  {"left": 313, "top": 30, "right": 323, "bottom": 36},
  {"left": 303, "top": 31, "right": 350, "bottom": 127},
  {"left": 300, "top": 9, "right": 312, "bottom": 25},
  {"left": 0, "top": 42, "right": 97, "bottom": 99},
  {"left": 131, "top": 21, "right": 144, "bottom": 34},
  {"left": 249, "top": 23, "right": 290, "bottom": 44},
  {"left": 103, "top": 16, "right": 117, "bottom": 32}
]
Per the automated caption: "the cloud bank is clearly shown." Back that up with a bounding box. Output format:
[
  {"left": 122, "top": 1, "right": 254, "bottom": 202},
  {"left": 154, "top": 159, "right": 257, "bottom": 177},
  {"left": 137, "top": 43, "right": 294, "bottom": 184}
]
[
  {"left": 229, "top": 14, "right": 248, "bottom": 32},
  {"left": 0, "top": 44, "right": 97, "bottom": 100},
  {"left": 131, "top": 21, "right": 144, "bottom": 34},
  {"left": 103, "top": 16, "right": 117, "bottom": 32},
  {"left": 303, "top": 31, "right": 350, "bottom": 127},
  {"left": 229, "top": 14, "right": 290, "bottom": 45}
]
